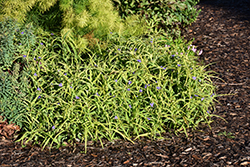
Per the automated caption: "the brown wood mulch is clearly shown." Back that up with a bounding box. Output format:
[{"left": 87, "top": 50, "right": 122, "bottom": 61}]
[{"left": 1, "top": 0, "right": 250, "bottom": 166}]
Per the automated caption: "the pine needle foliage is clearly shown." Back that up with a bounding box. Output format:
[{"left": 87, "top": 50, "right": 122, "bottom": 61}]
[{"left": 0, "top": 0, "right": 148, "bottom": 54}]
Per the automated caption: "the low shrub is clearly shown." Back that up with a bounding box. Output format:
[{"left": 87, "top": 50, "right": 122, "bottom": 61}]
[
  {"left": 112, "top": 0, "right": 201, "bottom": 37},
  {"left": 16, "top": 32, "right": 225, "bottom": 153}
]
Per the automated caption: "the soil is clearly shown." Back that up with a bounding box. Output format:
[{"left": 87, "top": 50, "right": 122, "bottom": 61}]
[{"left": 1, "top": 0, "right": 250, "bottom": 166}]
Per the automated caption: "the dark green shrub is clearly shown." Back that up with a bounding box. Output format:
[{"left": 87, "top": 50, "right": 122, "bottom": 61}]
[
  {"left": 24, "top": 0, "right": 64, "bottom": 34},
  {"left": 112, "top": 0, "right": 201, "bottom": 36}
]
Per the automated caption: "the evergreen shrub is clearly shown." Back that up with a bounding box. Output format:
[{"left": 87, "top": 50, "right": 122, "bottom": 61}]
[{"left": 112, "top": 0, "right": 201, "bottom": 37}]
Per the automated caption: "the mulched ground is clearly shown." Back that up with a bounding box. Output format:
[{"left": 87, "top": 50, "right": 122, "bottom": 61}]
[{"left": 1, "top": 0, "right": 250, "bottom": 166}]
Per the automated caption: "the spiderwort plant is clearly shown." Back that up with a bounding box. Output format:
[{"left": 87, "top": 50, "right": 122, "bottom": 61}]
[{"left": 16, "top": 32, "right": 226, "bottom": 153}]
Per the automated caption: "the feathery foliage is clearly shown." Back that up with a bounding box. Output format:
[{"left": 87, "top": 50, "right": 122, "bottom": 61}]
[{"left": 0, "top": 0, "right": 148, "bottom": 54}]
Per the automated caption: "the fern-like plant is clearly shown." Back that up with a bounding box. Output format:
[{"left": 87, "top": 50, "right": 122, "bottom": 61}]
[
  {"left": 0, "top": 17, "right": 36, "bottom": 72},
  {"left": 0, "top": 17, "right": 35, "bottom": 128},
  {"left": 0, "top": 63, "right": 31, "bottom": 128}
]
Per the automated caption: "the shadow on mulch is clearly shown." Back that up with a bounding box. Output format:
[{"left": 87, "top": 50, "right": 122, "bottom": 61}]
[{"left": 1, "top": 0, "right": 250, "bottom": 166}]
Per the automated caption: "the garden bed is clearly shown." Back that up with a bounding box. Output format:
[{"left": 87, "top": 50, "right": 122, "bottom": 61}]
[{"left": 0, "top": 0, "right": 250, "bottom": 166}]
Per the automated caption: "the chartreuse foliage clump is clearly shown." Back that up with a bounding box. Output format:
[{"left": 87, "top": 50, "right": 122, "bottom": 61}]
[
  {"left": 0, "top": 17, "right": 36, "bottom": 128},
  {"left": 15, "top": 31, "right": 225, "bottom": 153},
  {"left": 0, "top": 0, "right": 147, "bottom": 54}
]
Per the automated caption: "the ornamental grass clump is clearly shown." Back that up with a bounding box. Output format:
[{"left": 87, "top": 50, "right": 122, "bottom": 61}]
[{"left": 16, "top": 32, "right": 225, "bottom": 153}]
